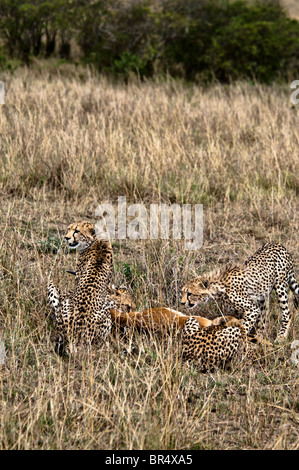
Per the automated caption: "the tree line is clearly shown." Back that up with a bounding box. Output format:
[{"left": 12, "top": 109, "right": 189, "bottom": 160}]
[{"left": 1, "top": 0, "right": 299, "bottom": 83}]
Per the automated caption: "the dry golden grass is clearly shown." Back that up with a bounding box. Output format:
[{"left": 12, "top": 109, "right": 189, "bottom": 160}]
[
  {"left": 283, "top": 0, "right": 299, "bottom": 18},
  {"left": 0, "top": 66, "right": 298, "bottom": 449}
]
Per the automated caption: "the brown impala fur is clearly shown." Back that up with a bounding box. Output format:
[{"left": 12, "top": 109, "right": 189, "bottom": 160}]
[{"left": 110, "top": 306, "right": 230, "bottom": 330}]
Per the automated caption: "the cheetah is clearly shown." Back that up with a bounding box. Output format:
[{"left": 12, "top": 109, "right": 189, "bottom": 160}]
[
  {"left": 64, "top": 273, "right": 137, "bottom": 314},
  {"left": 108, "top": 285, "right": 136, "bottom": 313},
  {"left": 181, "top": 316, "right": 258, "bottom": 371},
  {"left": 181, "top": 242, "right": 299, "bottom": 340},
  {"left": 47, "top": 221, "right": 113, "bottom": 348}
]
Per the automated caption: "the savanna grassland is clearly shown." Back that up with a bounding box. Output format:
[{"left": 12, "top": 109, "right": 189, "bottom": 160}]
[{"left": 0, "top": 66, "right": 298, "bottom": 450}]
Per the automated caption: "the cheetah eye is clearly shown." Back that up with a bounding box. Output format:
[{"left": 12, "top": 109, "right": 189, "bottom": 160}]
[{"left": 74, "top": 229, "right": 80, "bottom": 235}]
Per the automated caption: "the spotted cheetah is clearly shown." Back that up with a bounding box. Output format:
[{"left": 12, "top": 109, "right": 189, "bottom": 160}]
[
  {"left": 47, "top": 221, "right": 113, "bottom": 348},
  {"left": 181, "top": 242, "right": 299, "bottom": 340},
  {"left": 65, "top": 272, "right": 137, "bottom": 314},
  {"left": 108, "top": 285, "right": 136, "bottom": 313},
  {"left": 181, "top": 316, "right": 258, "bottom": 371}
]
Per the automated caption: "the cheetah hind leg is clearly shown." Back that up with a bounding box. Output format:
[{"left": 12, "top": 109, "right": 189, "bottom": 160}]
[{"left": 50, "top": 331, "right": 67, "bottom": 356}]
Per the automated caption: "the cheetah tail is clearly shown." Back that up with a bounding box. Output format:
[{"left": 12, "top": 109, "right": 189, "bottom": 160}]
[{"left": 289, "top": 274, "right": 299, "bottom": 308}]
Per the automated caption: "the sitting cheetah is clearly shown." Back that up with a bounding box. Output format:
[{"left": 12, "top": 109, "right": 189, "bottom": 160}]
[
  {"left": 181, "top": 242, "right": 299, "bottom": 340},
  {"left": 48, "top": 221, "right": 113, "bottom": 348},
  {"left": 181, "top": 316, "right": 259, "bottom": 371}
]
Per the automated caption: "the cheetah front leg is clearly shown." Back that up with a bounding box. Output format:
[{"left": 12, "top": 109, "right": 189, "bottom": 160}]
[
  {"left": 230, "top": 296, "right": 262, "bottom": 337},
  {"left": 47, "top": 279, "right": 79, "bottom": 354},
  {"left": 254, "top": 299, "right": 267, "bottom": 336}
]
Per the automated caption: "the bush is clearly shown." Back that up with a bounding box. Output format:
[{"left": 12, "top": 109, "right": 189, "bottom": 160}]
[{"left": 76, "top": 0, "right": 160, "bottom": 79}]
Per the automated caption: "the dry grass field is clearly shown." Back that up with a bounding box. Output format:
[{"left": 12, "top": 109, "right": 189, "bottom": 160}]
[{"left": 0, "top": 66, "right": 298, "bottom": 450}]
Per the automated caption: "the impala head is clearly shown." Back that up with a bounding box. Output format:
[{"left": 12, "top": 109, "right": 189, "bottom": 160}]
[{"left": 108, "top": 285, "right": 136, "bottom": 313}]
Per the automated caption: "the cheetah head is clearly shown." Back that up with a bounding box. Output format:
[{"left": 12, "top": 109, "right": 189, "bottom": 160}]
[
  {"left": 108, "top": 285, "right": 136, "bottom": 313},
  {"left": 65, "top": 221, "right": 96, "bottom": 251},
  {"left": 181, "top": 275, "right": 226, "bottom": 309}
]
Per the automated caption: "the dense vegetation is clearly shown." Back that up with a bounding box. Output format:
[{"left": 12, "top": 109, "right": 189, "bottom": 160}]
[{"left": 1, "top": 0, "right": 299, "bottom": 83}]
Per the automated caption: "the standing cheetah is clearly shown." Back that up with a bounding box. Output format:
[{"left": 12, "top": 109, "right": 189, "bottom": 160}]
[{"left": 181, "top": 243, "right": 299, "bottom": 340}]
